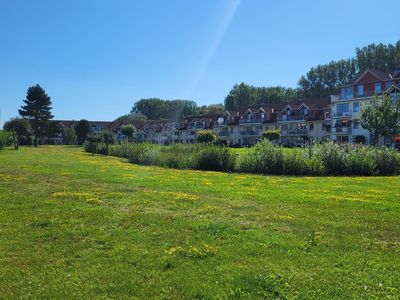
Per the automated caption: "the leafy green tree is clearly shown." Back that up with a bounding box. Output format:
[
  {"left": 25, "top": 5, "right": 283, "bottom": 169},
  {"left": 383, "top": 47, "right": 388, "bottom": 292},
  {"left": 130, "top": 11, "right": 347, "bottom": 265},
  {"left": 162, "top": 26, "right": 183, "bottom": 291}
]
[
  {"left": 0, "top": 130, "right": 11, "bottom": 149},
  {"left": 75, "top": 119, "right": 91, "bottom": 144},
  {"left": 63, "top": 127, "right": 77, "bottom": 145},
  {"left": 224, "top": 83, "right": 257, "bottom": 110},
  {"left": 196, "top": 130, "right": 217, "bottom": 144},
  {"left": 46, "top": 121, "right": 63, "bottom": 143},
  {"left": 85, "top": 134, "right": 101, "bottom": 155},
  {"left": 360, "top": 95, "right": 400, "bottom": 145},
  {"left": 262, "top": 130, "right": 281, "bottom": 142},
  {"left": 18, "top": 84, "right": 54, "bottom": 147},
  {"left": 101, "top": 131, "right": 115, "bottom": 154},
  {"left": 114, "top": 113, "right": 147, "bottom": 122},
  {"left": 131, "top": 98, "right": 198, "bottom": 120},
  {"left": 120, "top": 124, "right": 136, "bottom": 141},
  {"left": 3, "top": 118, "right": 31, "bottom": 150}
]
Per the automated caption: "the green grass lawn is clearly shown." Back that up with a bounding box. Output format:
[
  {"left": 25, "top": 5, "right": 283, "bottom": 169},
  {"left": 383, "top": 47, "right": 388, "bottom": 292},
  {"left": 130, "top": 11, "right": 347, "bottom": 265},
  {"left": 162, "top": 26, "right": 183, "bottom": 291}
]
[{"left": 1, "top": 146, "right": 399, "bottom": 299}]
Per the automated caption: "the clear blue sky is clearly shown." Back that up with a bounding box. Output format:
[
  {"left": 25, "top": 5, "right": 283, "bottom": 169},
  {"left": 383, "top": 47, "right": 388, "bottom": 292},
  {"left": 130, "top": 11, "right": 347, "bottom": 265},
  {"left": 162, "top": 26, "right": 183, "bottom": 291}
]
[{"left": 1, "top": 0, "right": 399, "bottom": 124}]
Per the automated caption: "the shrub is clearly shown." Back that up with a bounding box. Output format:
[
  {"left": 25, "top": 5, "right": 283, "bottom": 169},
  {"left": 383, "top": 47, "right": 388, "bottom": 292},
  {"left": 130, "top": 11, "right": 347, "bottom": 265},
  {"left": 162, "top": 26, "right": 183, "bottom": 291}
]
[
  {"left": 197, "top": 130, "right": 217, "bottom": 144},
  {"left": 214, "top": 138, "right": 228, "bottom": 147},
  {"left": 237, "top": 140, "right": 284, "bottom": 174},
  {"left": 372, "top": 147, "right": 400, "bottom": 175},
  {"left": 0, "top": 130, "right": 11, "bottom": 149},
  {"left": 262, "top": 130, "right": 280, "bottom": 142},
  {"left": 313, "top": 142, "right": 347, "bottom": 175},
  {"left": 84, "top": 134, "right": 101, "bottom": 155},
  {"left": 345, "top": 146, "right": 375, "bottom": 176},
  {"left": 195, "top": 146, "right": 236, "bottom": 172}
]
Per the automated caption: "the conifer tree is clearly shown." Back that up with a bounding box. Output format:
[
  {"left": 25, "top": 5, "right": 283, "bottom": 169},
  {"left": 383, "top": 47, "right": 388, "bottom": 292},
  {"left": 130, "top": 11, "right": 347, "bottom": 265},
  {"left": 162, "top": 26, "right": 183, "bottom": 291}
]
[{"left": 19, "top": 84, "right": 53, "bottom": 147}]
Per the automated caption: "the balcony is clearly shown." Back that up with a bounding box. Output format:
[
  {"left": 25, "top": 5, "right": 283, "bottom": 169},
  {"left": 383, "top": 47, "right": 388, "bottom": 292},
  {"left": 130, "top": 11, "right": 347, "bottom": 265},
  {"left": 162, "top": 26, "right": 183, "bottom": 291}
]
[
  {"left": 240, "top": 130, "right": 262, "bottom": 136},
  {"left": 281, "top": 129, "right": 308, "bottom": 135},
  {"left": 332, "top": 127, "right": 352, "bottom": 134},
  {"left": 277, "top": 115, "right": 306, "bottom": 122},
  {"left": 239, "top": 118, "right": 263, "bottom": 124},
  {"left": 219, "top": 131, "right": 229, "bottom": 137},
  {"left": 333, "top": 112, "right": 352, "bottom": 118}
]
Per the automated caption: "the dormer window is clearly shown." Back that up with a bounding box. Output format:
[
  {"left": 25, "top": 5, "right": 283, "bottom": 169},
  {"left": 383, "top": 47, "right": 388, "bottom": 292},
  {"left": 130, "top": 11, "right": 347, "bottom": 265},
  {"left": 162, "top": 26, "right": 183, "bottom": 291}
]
[{"left": 357, "top": 85, "right": 364, "bottom": 97}]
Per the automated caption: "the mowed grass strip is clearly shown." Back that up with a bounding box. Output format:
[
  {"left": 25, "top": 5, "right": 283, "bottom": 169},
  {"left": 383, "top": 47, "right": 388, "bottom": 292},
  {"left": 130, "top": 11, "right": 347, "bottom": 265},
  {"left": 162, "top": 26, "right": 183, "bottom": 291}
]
[{"left": 0, "top": 146, "right": 399, "bottom": 299}]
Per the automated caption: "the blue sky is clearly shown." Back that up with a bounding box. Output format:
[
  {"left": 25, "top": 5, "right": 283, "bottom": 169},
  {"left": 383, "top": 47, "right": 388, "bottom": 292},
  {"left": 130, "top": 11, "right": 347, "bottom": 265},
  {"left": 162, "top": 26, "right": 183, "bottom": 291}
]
[{"left": 0, "top": 0, "right": 399, "bottom": 124}]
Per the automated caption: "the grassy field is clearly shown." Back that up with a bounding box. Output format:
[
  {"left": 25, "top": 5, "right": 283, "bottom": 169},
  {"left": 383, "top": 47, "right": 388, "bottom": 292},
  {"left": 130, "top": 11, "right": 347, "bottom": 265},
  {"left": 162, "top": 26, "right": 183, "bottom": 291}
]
[{"left": 1, "top": 146, "right": 400, "bottom": 299}]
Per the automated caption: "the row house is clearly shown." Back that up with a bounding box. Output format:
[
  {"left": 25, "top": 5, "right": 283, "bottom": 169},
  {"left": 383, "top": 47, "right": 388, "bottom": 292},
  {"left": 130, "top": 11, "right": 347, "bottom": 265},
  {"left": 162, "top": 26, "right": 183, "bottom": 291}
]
[
  {"left": 215, "top": 100, "right": 330, "bottom": 146},
  {"left": 141, "top": 115, "right": 220, "bottom": 145},
  {"left": 331, "top": 69, "right": 400, "bottom": 145},
  {"left": 277, "top": 99, "right": 331, "bottom": 146}
]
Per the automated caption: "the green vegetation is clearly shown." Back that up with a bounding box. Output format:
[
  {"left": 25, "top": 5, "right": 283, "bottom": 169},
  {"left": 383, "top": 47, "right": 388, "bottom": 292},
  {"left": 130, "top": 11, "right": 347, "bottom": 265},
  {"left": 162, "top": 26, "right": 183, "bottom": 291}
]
[
  {"left": 1, "top": 146, "right": 400, "bottom": 298},
  {"left": 87, "top": 141, "right": 400, "bottom": 176},
  {"left": 196, "top": 129, "right": 217, "bottom": 144},
  {"left": 360, "top": 95, "right": 400, "bottom": 145},
  {"left": 262, "top": 129, "right": 281, "bottom": 142},
  {"left": 18, "top": 84, "right": 54, "bottom": 147},
  {"left": 3, "top": 117, "right": 31, "bottom": 150}
]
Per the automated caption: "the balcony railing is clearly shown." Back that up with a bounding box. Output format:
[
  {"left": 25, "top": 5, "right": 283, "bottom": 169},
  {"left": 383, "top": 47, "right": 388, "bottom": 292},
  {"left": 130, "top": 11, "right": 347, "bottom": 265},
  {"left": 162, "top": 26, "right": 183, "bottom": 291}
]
[
  {"left": 240, "top": 130, "right": 262, "bottom": 136},
  {"left": 333, "top": 112, "right": 352, "bottom": 117},
  {"left": 332, "top": 127, "right": 352, "bottom": 133},
  {"left": 281, "top": 129, "right": 308, "bottom": 135},
  {"left": 277, "top": 115, "right": 306, "bottom": 122},
  {"left": 219, "top": 131, "right": 229, "bottom": 137},
  {"left": 239, "top": 118, "right": 263, "bottom": 124}
]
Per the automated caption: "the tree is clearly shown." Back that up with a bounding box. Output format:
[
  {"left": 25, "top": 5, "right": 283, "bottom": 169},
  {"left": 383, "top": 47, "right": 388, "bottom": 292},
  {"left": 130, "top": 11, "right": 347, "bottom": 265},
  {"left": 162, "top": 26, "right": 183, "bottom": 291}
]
[
  {"left": 3, "top": 118, "right": 31, "bottom": 150},
  {"left": 85, "top": 134, "right": 101, "bottom": 155},
  {"left": 0, "top": 130, "right": 11, "bottom": 149},
  {"left": 18, "top": 84, "right": 53, "bottom": 147},
  {"left": 75, "top": 119, "right": 91, "bottom": 144},
  {"left": 262, "top": 130, "right": 281, "bottom": 142},
  {"left": 46, "top": 121, "right": 62, "bottom": 144},
  {"left": 120, "top": 124, "right": 136, "bottom": 141},
  {"left": 114, "top": 113, "right": 147, "bottom": 123},
  {"left": 360, "top": 95, "right": 400, "bottom": 145},
  {"left": 196, "top": 130, "right": 217, "bottom": 144},
  {"left": 63, "top": 128, "right": 77, "bottom": 145},
  {"left": 101, "top": 131, "right": 115, "bottom": 154},
  {"left": 131, "top": 98, "right": 198, "bottom": 120}
]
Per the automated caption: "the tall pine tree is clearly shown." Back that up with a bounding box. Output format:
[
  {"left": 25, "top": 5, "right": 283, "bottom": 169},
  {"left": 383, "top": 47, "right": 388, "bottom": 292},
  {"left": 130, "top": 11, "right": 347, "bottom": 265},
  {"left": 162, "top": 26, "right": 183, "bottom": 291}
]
[{"left": 19, "top": 84, "right": 54, "bottom": 147}]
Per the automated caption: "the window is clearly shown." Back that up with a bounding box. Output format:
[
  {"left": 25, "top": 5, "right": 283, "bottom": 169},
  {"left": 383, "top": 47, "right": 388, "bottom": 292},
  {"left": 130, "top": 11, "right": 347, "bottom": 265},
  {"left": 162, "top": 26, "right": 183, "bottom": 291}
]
[
  {"left": 337, "top": 103, "right": 349, "bottom": 113},
  {"left": 375, "top": 82, "right": 382, "bottom": 94},
  {"left": 309, "top": 123, "right": 314, "bottom": 131},
  {"left": 385, "top": 81, "right": 394, "bottom": 89},
  {"left": 353, "top": 120, "right": 359, "bottom": 129},
  {"left": 353, "top": 102, "right": 360, "bottom": 112},
  {"left": 357, "top": 85, "right": 364, "bottom": 96},
  {"left": 341, "top": 87, "right": 354, "bottom": 99}
]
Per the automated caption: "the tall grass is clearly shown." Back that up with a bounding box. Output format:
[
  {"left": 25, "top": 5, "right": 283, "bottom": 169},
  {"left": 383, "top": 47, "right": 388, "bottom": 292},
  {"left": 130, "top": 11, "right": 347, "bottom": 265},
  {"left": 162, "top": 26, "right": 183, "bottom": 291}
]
[
  {"left": 86, "top": 140, "right": 400, "bottom": 176},
  {"left": 237, "top": 141, "right": 400, "bottom": 176}
]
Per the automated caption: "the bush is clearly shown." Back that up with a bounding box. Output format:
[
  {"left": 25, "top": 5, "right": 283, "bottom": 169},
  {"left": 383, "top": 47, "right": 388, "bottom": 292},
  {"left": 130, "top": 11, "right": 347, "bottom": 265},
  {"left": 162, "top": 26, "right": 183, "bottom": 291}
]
[
  {"left": 373, "top": 147, "right": 400, "bottom": 175},
  {"left": 0, "top": 130, "right": 11, "bottom": 149},
  {"left": 197, "top": 130, "right": 217, "bottom": 144},
  {"left": 195, "top": 146, "right": 236, "bottom": 172},
  {"left": 313, "top": 142, "right": 347, "bottom": 175},
  {"left": 214, "top": 138, "right": 228, "bottom": 147},
  {"left": 237, "top": 140, "right": 284, "bottom": 174},
  {"left": 87, "top": 139, "right": 400, "bottom": 176},
  {"left": 262, "top": 130, "right": 280, "bottom": 142}
]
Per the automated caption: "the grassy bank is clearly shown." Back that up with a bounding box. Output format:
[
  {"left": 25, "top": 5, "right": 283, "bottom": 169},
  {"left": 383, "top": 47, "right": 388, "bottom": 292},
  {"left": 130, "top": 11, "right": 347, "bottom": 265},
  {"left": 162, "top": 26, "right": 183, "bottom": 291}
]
[{"left": 1, "top": 146, "right": 400, "bottom": 298}]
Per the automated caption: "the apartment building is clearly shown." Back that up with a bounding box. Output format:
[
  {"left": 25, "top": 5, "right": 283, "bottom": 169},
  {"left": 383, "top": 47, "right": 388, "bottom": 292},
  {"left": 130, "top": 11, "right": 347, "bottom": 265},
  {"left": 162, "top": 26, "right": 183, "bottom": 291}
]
[
  {"left": 331, "top": 69, "right": 400, "bottom": 145},
  {"left": 277, "top": 99, "right": 331, "bottom": 146}
]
